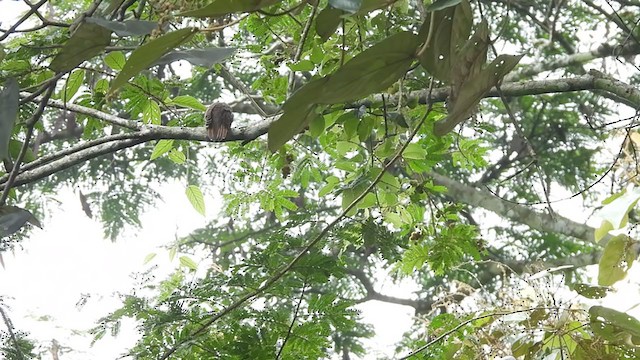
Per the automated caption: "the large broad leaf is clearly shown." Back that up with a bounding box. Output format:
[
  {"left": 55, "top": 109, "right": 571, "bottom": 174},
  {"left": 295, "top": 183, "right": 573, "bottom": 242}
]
[
  {"left": 155, "top": 47, "right": 237, "bottom": 67},
  {"left": 316, "top": 6, "right": 343, "bottom": 41},
  {"left": 268, "top": 31, "right": 419, "bottom": 151},
  {"left": 267, "top": 79, "right": 327, "bottom": 152},
  {"left": 598, "top": 234, "right": 635, "bottom": 286},
  {"left": 417, "top": 0, "right": 472, "bottom": 82},
  {"left": 109, "top": 28, "right": 197, "bottom": 93},
  {"left": 0, "top": 205, "right": 42, "bottom": 238},
  {"left": 49, "top": 23, "right": 112, "bottom": 73},
  {"left": 590, "top": 306, "right": 640, "bottom": 345},
  {"left": 317, "top": 31, "right": 419, "bottom": 104},
  {"left": 0, "top": 78, "right": 18, "bottom": 160},
  {"left": 85, "top": 18, "right": 157, "bottom": 37},
  {"left": 179, "top": 0, "right": 280, "bottom": 18},
  {"left": 434, "top": 54, "right": 522, "bottom": 136}
]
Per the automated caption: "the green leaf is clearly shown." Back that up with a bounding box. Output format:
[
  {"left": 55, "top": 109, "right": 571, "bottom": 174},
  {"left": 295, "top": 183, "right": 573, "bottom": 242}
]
[
  {"left": 150, "top": 139, "right": 174, "bottom": 160},
  {"left": 316, "top": 7, "right": 343, "bottom": 41},
  {"left": 595, "top": 187, "right": 640, "bottom": 241},
  {"left": 289, "top": 59, "right": 315, "bottom": 71},
  {"left": 94, "top": 78, "right": 109, "bottom": 93},
  {"left": 170, "top": 95, "right": 206, "bottom": 111},
  {"left": 318, "top": 31, "right": 419, "bottom": 104},
  {"left": 403, "top": 143, "right": 426, "bottom": 160},
  {"left": 50, "top": 23, "right": 112, "bottom": 73},
  {"left": 63, "top": 69, "right": 85, "bottom": 101},
  {"left": 179, "top": 0, "right": 280, "bottom": 17},
  {"left": 0, "top": 206, "right": 42, "bottom": 238},
  {"left": 8, "top": 140, "right": 35, "bottom": 163},
  {"left": 0, "top": 78, "right": 19, "bottom": 160},
  {"left": 179, "top": 255, "right": 198, "bottom": 271},
  {"left": 168, "top": 149, "right": 186, "bottom": 164},
  {"left": 186, "top": 185, "right": 206, "bottom": 216},
  {"left": 598, "top": 234, "right": 635, "bottom": 286},
  {"left": 434, "top": 54, "right": 523, "bottom": 136},
  {"left": 427, "top": 0, "right": 462, "bottom": 11},
  {"left": 357, "top": 0, "right": 400, "bottom": 14},
  {"left": 571, "top": 283, "right": 610, "bottom": 299},
  {"left": 143, "top": 100, "right": 161, "bottom": 124},
  {"left": 104, "top": 51, "right": 126, "bottom": 71},
  {"left": 85, "top": 18, "right": 157, "bottom": 37},
  {"left": 309, "top": 114, "right": 325, "bottom": 138},
  {"left": 590, "top": 306, "right": 640, "bottom": 345},
  {"left": 109, "top": 28, "right": 197, "bottom": 93}
]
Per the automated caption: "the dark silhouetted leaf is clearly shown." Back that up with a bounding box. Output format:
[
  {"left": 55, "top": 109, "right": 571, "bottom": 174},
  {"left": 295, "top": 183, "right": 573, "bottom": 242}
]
[
  {"left": 316, "top": 7, "right": 343, "bottom": 41},
  {"left": 109, "top": 28, "right": 197, "bottom": 93},
  {"left": 50, "top": 23, "right": 112, "bottom": 73},
  {"left": 598, "top": 234, "right": 635, "bottom": 286},
  {"left": 85, "top": 18, "right": 157, "bottom": 37},
  {"left": 155, "top": 47, "right": 236, "bottom": 67},
  {"left": 0, "top": 78, "right": 18, "bottom": 160},
  {"left": 434, "top": 54, "right": 522, "bottom": 136},
  {"left": 357, "top": 0, "right": 399, "bottom": 14},
  {"left": 78, "top": 190, "right": 93, "bottom": 219},
  {"left": 0, "top": 205, "right": 42, "bottom": 238},
  {"left": 418, "top": 0, "right": 472, "bottom": 82},
  {"left": 179, "top": 0, "right": 280, "bottom": 18}
]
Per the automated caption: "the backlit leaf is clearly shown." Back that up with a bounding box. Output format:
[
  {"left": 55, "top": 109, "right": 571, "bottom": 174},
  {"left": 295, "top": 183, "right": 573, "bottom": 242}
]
[
  {"left": 186, "top": 185, "right": 206, "bottom": 216},
  {"left": 150, "top": 139, "right": 174, "bottom": 160},
  {"left": 598, "top": 234, "right": 635, "bottom": 286},
  {"left": 63, "top": 69, "right": 85, "bottom": 101}
]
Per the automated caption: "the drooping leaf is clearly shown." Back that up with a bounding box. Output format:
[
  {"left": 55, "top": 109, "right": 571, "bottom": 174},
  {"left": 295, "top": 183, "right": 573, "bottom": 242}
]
[
  {"left": 150, "top": 139, "right": 174, "bottom": 160},
  {"left": 267, "top": 78, "right": 327, "bottom": 151},
  {"left": 450, "top": 20, "right": 490, "bottom": 101},
  {"left": 417, "top": 0, "right": 472, "bottom": 82},
  {"left": 595, "top": 187, "right": 640, "bottom": 242},
  {"left": 63, "top": 69, "right": 85, "bottom": 101},
  {"left": 426, "top": 0, "right": 463, "bottom": 11},
  {"left": 0, "top": 78, "right": 19, "bottom": 160},
  {"left": 179, "top": 0, "right": 280, "bottom": 18},
  {"left": 316, "top": 6, "right": 343, "bottom": 41},
  {"left": 598, "top": 234, "right": 635, "bottom": 286},
  {"left": 0, "top": 205, "right": 42, "bottom": 238},
  {"left": 167, "top": 149, "right": 186, "bottom": 164},
  {"left": 403, "top": 143, "right": 427, "bottom": 160},
  {"left": 50, "top": 23, "right": 112, "bottom": 73},
  {"left": 109, "top": 28, "right": 197, "bottom": 93},
  {"left": 155, "top": 47, "right": 237, "bottom": 67},
  {"left": 434, "top": 54, "right": 523, "bottom": 136},
  {"left": 142, "top": 100, "right": 161, "bottom": 124},
  {"left": 170, "top": 95, "right": 207, "bottom": 111},
  {"left": 85, "top": 18, "right": 157, "bottom": 37},
  {"left": 186, "top": 185, "right": 205, "bottom": 216},
  {"left": 309, "top": 114, "right": 325, "bottom": 138},
  {"left": 318, "top": 31, "right": 419, "bottom": 104},
  {"left": 329, "top": 0, "right": 362, "bottom": 13}
]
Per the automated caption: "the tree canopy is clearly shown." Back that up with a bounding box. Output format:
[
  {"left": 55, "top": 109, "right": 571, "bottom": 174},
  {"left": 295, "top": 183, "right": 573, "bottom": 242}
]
[{"left": 2, "top": 0, "right": 640, "bottom": 358}]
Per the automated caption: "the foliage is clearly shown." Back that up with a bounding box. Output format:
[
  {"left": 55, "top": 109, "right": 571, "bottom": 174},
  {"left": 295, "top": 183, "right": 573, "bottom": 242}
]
[{"left": 1, "top": 0, "right": 640, "bottom": 359}]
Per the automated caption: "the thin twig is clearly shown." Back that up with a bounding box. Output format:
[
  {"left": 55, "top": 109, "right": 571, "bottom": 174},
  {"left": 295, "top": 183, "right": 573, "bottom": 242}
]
[
  {"left": 287, "top": 4, "right": 317, "bottom": 96},
  {"left": 0, "top": 306, "right": 25, "bottom": 360},
  {"left": 0, "top": 0, "right": 48, "bottom": 41},
  {"left": 275, "top": 281, "right": 307, "bottom": 360},
  {"left": 218, "top": 65, "right": 269, "bottom": 117}
]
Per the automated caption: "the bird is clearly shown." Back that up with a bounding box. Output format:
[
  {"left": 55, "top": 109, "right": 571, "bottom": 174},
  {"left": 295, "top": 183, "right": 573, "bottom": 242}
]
[{"left": 205, "top": 102, "right": 234, "bottom": 141}]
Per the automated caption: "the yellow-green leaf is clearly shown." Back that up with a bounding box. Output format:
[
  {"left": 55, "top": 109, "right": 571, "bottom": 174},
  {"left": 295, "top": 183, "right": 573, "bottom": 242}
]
[
  {"left": 168, "top": 148, "right": 186, "bottom": 164},
  {"left": 143, "top": 252, "right": 157, "bottom": 264},
  {"left": 104, "top": 51, "right": 126, "bottom": 71},
  {"left": 143, "top": 100, "right": 161, "bottom": 124},
  {"left": 50, "top": 23, "right": 112, "bottom": 73},
  {"left": 598, "top": 234, "right": 635, "bottom": 286},
  {"left": 179, "top": 255, "right": 198, "bottom": 271},
  {"left": 150, "top": 139, "right": 174, "bottom": 160},
  {"left": 171, "top": 95, "right": 206, "bottom": 111},
  {"left": 403, "top": 143, "right": 426, "bottom": 160},
  {"left": 109, "top": 28, "right": 197, "bottom": 93},
  {"left": 63, "top": 69, "right": 85, "bottom": 101},
  {"left": 186, "top": 185, "right": 206, "bottom": 216}
]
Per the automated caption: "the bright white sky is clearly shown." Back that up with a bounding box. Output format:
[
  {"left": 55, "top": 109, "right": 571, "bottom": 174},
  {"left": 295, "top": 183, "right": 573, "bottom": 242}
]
[{"left": 1, "top": 1, "right": 640, "bottom": 359}]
